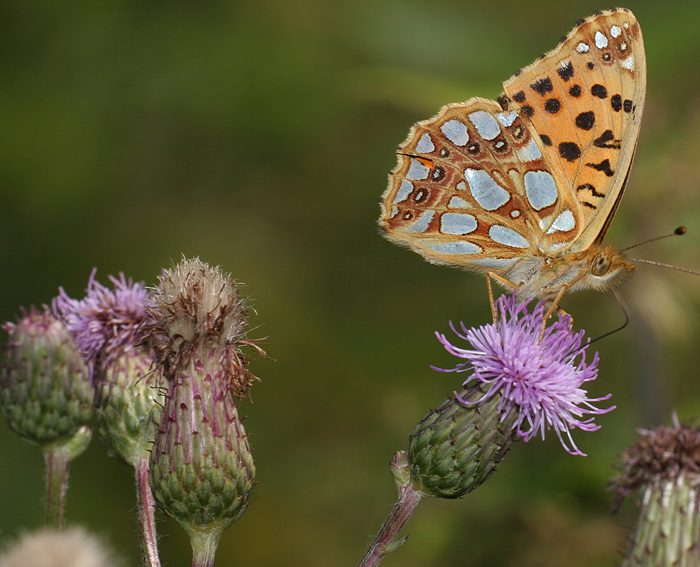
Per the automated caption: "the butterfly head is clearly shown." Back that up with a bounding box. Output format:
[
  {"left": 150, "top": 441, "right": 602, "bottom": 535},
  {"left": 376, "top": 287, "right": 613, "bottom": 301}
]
[{"left": 582, "top": 245, "right": 635, "bottom": 291}]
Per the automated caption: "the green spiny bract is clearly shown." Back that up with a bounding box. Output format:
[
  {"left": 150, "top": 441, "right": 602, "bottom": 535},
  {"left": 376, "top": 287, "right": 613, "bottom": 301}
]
[
  {"left": 1, "top": 308, "right": 93, "bottom": 449},
  {"left": 407, "top": 385, "right": 515, "bottom": 499},
  {"left": 95, "top": 352, "right": 163, "bottom": 467}
]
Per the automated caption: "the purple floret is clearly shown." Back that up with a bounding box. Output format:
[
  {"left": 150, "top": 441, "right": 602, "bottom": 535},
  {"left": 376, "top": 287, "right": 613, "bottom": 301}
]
[
  {"left": 434, "top": 294, "right": 614, "bottom": 456},
  {"left": 53, "top": 270, "right": 148, "bottom": 369}
]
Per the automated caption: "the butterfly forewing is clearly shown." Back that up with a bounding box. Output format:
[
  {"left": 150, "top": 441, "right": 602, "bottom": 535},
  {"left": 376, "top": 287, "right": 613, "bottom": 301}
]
[{"left": 502, "top": 8, "right": 645, "bottom": 251}]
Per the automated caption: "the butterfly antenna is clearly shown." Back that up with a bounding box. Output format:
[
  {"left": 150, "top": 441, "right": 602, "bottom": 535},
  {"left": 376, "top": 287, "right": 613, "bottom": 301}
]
[
  {"left": 588, "top": 288, "right": 630, "bottom": 346},
  {"left": 628, "top": 257, "right": 700, "bottom": 277},
  {"left": 621, "top": 226, "right": 687, "bottom": 251}
]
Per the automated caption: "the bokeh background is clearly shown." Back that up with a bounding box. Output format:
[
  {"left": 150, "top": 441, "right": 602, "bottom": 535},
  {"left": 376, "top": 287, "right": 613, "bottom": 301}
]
[{"left": 2, "top": 1, "right": 700, "bottom": 565}]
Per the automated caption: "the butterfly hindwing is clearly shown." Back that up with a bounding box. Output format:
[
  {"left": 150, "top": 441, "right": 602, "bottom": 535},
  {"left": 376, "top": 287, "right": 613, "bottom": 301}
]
[
  {"left": 380, "top": 98, "right": 583, "bottom": 273},
  {"left": 502, "top": 8, "right": 645, "bottom": 252}
]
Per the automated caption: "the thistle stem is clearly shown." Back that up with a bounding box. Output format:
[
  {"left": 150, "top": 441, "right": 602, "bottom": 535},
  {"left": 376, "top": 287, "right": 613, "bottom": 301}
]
[
  {"left": 43, "top": 446, "right": 71, "bottom": 528},
  {"left": 136, "top": 457, "right": 161, "bottom": 567},
  {"left": 189, "top": 527, "right": 222, "bottom": 567},
  {"left": 360, "top": 452, "right": 423, "bottom": 567}
]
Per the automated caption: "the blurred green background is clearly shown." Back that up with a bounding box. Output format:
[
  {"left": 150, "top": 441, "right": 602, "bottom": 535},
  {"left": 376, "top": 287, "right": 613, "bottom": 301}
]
[{"left": 2, "top": 0, "right": 700, "bottom": 565}]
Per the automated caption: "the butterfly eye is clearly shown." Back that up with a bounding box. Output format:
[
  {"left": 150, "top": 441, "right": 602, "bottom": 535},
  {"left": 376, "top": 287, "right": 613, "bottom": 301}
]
[{"left": 591, "top": 254, "right": 611, "bottom": 276}]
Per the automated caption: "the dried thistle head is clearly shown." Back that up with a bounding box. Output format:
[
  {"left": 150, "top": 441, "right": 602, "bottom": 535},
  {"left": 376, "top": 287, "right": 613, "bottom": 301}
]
[
  {"left": 610, "top": 416, "right": 700, "bottom": 506},
  {"left": 143, "top": 257, "right": 259, "bottom": 398}
]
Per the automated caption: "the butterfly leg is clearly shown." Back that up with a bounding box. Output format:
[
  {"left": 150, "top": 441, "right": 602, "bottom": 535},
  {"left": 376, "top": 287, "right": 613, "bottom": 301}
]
[
  {"left": 539, "top": 285, "right": 569, "bottom": 340},
  {"left": 486, "top": 272, "right": 519, "bottom": 323}
]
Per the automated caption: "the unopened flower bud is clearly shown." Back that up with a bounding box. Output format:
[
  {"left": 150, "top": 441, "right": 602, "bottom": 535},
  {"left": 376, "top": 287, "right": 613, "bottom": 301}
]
[{"left": 1, "top": 308, "right": 93, "bottom": 449}]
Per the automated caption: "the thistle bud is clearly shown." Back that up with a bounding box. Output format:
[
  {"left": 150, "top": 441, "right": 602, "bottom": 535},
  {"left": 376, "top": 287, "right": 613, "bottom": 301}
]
[
  {"left": 53, "top": 272, "right": 163, "bottom": 467},
  {"left": 408, "top": 384, "right": 515, "bottom": 498},
  {"left": 611, "top": 417, "right": 700, "bottom": 566},
  {"left": 1, "top": 307, "right": 93, "bottom": 450},
  {"left": 1, "top": 307, "right": 94, "bottom": 527},
  {"left": 144, "top": 258, "right": 259, "bottom": 565}
]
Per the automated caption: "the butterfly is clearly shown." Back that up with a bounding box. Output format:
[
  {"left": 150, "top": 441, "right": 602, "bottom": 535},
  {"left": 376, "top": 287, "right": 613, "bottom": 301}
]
[{"left": 379, "top": 8, "right": 645, "bottom": 307}]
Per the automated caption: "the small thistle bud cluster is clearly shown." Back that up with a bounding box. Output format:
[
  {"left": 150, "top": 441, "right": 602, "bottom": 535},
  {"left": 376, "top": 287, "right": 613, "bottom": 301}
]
[
  {"left": 612, "top": 418, "right": 700, "bottom": 566},
  {"left": 144, "top": 258, "right": 258, "bottom": 561},
  {"left": 1, "top": 307, "right": 93, "bottom": 449}
]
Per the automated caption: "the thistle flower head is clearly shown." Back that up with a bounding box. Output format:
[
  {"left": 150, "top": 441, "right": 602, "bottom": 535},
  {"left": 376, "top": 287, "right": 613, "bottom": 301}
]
[
  {"left": 611, "top": 416, "right": 700, "bottom": 506},
  {"left": 1, "top": 307, "right": 93, "bottom": 447},
  {"left": 143, "top": 257, "right": 256, "bottom": 398},
  {"left": 53, "top": 270, "right": 148, "bottom": 369},
  {"left": 147, "top": 258, "right": 259, "bottom": 555},
  {"left": 434, "top": 294, "right": 613, "bottom": 456}
]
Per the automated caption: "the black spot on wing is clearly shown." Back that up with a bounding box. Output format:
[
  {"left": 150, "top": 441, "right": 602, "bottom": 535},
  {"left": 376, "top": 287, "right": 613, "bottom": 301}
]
[
  {"left": 623, "top": 99, "right": 633, "bottom": 113},
  {"left": 611, "top": 95, "right": 622, "bottom": 112},
  {"left": 593, "top": 130, "right": 621, "bottom": 149},
  {"left": 530, "top": 77, "right": 553, "bottom": 95},
  {"left": 557, "top": 62, "right": 574, "bottom": 82},
  {"left": 540, "top": 134, "right": 552, "bottom": 146},
  {"left": 577, "top": 183, "right": 605, "bottom": 198},
  {"left": 544, "top": 98, "right": 560, "bottom": 113},
  {"left": 559, "top": 142, "right": 581, "bottom": 162},
  {"left": 591, "top": 84, "right": 608, "bottom": 99},
  {"left": 575, "top": 111, "right": 595, "bottom": 130},
  {"left": 513, "top": 91, "right": 526, "bottom": 103},
  {"left": 586, "top": 159, "right": 615, "bottom": 177},
  {"left": 569, "top": 85, "right": 582, "bottom": 97}
]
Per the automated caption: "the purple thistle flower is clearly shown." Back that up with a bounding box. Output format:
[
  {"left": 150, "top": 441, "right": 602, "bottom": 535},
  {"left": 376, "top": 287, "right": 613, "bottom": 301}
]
[
  {"left": 52, "top": 270, "right": 148, "bottom": 373},
  {"left": 434, "top": 294, "right": 614, "bottom": 456}
]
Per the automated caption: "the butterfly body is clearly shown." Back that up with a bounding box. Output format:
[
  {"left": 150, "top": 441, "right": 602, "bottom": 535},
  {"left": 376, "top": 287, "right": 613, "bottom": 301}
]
[
  {"left": 379, "top": 8, "right": 645, "bottom": 301},
  {"left": 503, "top": 244, "right": 635, "bottom": 300}
]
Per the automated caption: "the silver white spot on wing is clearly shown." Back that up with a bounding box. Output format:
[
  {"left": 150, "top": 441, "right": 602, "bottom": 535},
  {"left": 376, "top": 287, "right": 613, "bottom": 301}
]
[
  {"left": 395, "top": 180, "right": 413, "bottom": 204},
  {"left": 610, "top": 25, "right": 622, "bottom": 38},
  {"left": 468, "top": 111, "right": 501, "bottom": 140},
  {"left": 415, "top": 133, "right": 435, "bottom": 154},
  {"left": 489, "top": 225, "right": 529, "bottom": 249},
  {"left": 594, "top": 31, "right": 608, "bottom": 49},
  {"left": 440, "top": 119, "right": 469, "bottom": 146},
  {"left": 407, "top": 210, "right": 435, "bottom": 233},
  {"left": 510, "top": 209, "right": 521, "bottom": 218},
  {"left": 524, "top": 170, "right": 557, "bottom": 211},
  {"left": 576, "top": 42, "right": 589, "bottom": 53},
  {"left": 469, "top": 257, "right": 517, "bottom": 269},
  {"left": 465, "top": 169, "right": 510, "bottom": 211},
  {"left": 497, "top": 111, "right": 517, "bottom": 127},
  {"left": 456, "top": 181, "right": 467, "bottom": 191},
  {"left": 406, "top": 158, "right": 429, "bottom": 181},
  {"left": 623, "top": 22, "right": 630, "bottom": 29},
  {"left": 620, "top": 41, "right": 627, "bottom": 51},
  {"left": 620, "top": 55, "right": 634, "bottom": 71},
  {"left": 448, "top": 196, "right": 470, "bottom": 209},
  {"left": 546, "top": 210, "right": 576, "bottom": 234},
  {"left": 517, "top": 138, "right": 542, "bottom": 162},
  {"left": 429, "top": 241, "right": 482, "bottom": 255},
  {"left": 440, "top": 213, "right": 477, "bottom": 235}
]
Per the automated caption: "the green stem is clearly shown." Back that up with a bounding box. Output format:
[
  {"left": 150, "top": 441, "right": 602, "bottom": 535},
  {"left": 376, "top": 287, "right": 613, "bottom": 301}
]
[
  {"left": 359, "top": 451, "right": 423, "bottom": 567},
  {"left": 43, "top": 446, "right": 70, "bottom": 528},
  {"left": 189, "top": 527, "right": 223, "bottom": 567},
  {"left": 136, "top": 457, "right": 161, "bottom": 567},
  {"left": 41, "top": 426, "right": 92, "bottom": 529}
]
